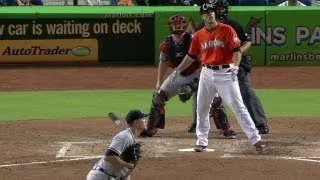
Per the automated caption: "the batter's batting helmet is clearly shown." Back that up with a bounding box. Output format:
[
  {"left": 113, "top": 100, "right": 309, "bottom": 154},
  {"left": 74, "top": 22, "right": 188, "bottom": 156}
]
[
  {"left": 168, "top": 14, "right": 187, "bottom": 35},
  {"left": 200, "top": 3, "right": 216, "bottom": 14}
]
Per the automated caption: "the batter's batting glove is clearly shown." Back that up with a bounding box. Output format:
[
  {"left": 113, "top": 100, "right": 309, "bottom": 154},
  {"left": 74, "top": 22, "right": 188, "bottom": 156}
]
[{"left": 227, "top": 66, "right": 239, "bottom": 82}]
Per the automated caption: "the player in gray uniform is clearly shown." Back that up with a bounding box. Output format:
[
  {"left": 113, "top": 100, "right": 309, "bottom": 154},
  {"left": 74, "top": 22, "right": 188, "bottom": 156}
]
[
  {"left": 86, "top": 109, "right": 148, "bottom": 180},
  {"left": 140, "top": 14, "right": 202, "bottom": 137}
]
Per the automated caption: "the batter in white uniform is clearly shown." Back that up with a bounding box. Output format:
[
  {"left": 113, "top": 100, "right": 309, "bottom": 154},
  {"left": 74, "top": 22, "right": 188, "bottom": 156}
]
[{"left": 175, "top": 3, "right": 265, "bottom": 153}]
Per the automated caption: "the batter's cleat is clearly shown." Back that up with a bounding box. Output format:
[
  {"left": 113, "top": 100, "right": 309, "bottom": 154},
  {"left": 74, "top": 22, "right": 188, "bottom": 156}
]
[
  {"left": 254, "top": 141, "right": 266, "bottom": 152},
  {"left": 219, "top": 127, "right": 237, "bottom": 139},
  {"left": 194, "top": 145, "right": 207, "bottom": 152},
  {"left": 187, "top": 123, "right": 196, "bottom": 133},
  {"left": 257, "top": 124, "right": 269, "bottom": 135}
]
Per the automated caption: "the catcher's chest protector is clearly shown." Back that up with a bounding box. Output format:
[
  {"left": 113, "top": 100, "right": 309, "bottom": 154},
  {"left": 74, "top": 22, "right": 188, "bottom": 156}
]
[{"left": 166, "top": 33, "right": 192, "bottom": 67}]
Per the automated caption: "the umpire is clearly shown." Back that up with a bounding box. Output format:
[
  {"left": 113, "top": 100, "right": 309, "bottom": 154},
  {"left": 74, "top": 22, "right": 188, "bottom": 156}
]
[
  {"left": 197, "top": 0, "right": 269, "bottom": 134},
  {"left": 86, "top": 109, "right": 148, "bottom": 180}
]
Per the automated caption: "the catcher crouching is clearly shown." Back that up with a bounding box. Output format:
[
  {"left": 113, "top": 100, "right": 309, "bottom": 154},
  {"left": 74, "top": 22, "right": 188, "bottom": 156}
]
[
  {"left": 139, "top": 14, "right": 201, "bottom": 137},
  {"left": 86, "top": 109, "right": 146, "bottom": 180},
  {"left": 140, "top": 14, "right": 237, "bottom": 139}
]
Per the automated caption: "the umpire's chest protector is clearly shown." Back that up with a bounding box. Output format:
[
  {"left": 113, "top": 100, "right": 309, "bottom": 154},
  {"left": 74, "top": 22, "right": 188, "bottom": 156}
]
[{"left": 166, "top": 33, "right": 192, "bottom": 67}]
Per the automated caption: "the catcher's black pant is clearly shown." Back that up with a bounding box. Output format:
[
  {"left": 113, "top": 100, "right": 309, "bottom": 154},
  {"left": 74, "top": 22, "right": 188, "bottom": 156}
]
[{"left": 237, "top": 67, "right": 267, "bottom": 126}]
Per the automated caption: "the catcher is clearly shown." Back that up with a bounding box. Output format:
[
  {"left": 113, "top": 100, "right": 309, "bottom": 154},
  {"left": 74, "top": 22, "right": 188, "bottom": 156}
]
[
  {"left": 86, "top": 109, "right": 147, "bottom": 180},
  {"left": 140, "top": 14, "right": 236, "bottom": 139}
]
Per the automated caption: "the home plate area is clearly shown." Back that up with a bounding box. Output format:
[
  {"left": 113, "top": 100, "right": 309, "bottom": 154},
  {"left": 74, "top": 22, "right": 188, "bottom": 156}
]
[{"left": 54, "top": 135, "right": 320, "bottom": 163}]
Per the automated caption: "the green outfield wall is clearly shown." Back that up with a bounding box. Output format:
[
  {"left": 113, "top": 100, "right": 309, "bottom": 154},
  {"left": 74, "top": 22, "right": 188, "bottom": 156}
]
[
  {"left": 154, "top": 6, "right": 320, "bottom": 66},
  {"left": 0, "top": 6, "right": 319, "bottom": 65}
]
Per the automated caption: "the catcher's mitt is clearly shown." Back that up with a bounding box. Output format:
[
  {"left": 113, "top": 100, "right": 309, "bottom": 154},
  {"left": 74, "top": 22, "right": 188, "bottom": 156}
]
[
  {"left": 121, "top": 143, "right": 141, "bottom": 164},
  {"left": 177, "top": 84, "right": 194, "bottom": 103}
]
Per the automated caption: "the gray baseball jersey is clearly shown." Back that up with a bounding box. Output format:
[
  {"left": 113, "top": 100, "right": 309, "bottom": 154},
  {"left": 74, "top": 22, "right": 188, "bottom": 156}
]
[
  {"left": 86, "top": 128, "right": 135, "bottom": 180},
  {"left": 159, "top": 34, "right": 201, "bottom": 99}
]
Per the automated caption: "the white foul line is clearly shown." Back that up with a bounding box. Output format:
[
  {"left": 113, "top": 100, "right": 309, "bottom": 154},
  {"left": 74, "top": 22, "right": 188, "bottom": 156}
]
[
  {"left": 0, "top": 156, "right": 101, "bottom": 168},
  {"left": 55, "top": 142, "right": 72, "bottom": 158},
  {"left": 282, "top": 157, "right": 320, "bottom": 163},
  {"left": 221, "top": 154, "right": 320, "bottom": 163}
]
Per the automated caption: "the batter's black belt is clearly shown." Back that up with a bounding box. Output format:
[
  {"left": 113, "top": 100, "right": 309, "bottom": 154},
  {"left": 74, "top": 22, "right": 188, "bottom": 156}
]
[
  {"left": 92, "top": 166, "right": 116, "bottom": 178},
  {"left": 203, "top": 64, "right": 230, "bottom": 70}
]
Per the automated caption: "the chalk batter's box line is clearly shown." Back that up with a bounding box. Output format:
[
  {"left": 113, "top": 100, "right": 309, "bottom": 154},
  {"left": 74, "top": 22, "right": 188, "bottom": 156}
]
[{"left": 55, "top": 141, "right": 107, "bottom": 158}]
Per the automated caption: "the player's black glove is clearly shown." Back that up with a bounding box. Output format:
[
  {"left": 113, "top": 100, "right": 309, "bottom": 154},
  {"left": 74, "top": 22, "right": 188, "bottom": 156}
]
[
  {"left": 121, "top": 143, "right": 141, "bottom": 164},
  {"left": 177, "top": 79, "right": 199, "bottom": 103},
  {"left": 177, "top": 84, "right": 194, "bottom": 103}
]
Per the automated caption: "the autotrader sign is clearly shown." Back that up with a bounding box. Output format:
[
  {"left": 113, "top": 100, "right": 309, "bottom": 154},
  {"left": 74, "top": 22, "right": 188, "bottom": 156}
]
[
  {"left": 0, "top": 39, "right": 98, "bottom": 63},
  {"left": 0, "top": 16, "right": 154, "bottom": 64}
]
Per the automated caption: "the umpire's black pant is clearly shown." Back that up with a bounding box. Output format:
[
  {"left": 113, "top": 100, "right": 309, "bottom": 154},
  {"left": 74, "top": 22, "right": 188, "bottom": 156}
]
[{"left": 238, "top": 67, "right": 267, "bottom": 126}]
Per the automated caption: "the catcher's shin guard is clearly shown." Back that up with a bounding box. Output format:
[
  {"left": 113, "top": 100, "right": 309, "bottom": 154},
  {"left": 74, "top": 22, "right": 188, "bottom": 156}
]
[
  {"left": 147, "top": 90, "right": 168, "bottom": 131},
  {"left": 210, "top": 96, "right": 231, "bottom": 130}
]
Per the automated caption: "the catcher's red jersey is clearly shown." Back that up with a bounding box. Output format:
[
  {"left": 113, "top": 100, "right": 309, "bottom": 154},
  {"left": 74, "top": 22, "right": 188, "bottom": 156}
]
[{"left": 188, "top": 23, "right": 240, "bottom": 65}]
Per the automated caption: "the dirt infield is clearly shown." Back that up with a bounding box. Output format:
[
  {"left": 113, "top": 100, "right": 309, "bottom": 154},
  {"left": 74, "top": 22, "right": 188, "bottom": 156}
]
[{"left": 0, "top": 66, "right": 320, "bottom": 180}]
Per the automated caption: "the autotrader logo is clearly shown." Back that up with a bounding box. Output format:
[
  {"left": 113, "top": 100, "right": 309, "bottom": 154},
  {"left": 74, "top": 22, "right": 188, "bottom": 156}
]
[
  {"left": 71, "top": 46, "right": 90, "bottom": 56},
  {"left": 0, "top": 39, "right": 98, "bottom": 63}
]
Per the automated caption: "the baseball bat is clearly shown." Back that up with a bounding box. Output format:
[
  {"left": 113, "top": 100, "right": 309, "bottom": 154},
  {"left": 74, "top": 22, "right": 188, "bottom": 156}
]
[{"left": 107, "top": 112, "right": 127, "bottom": 131}]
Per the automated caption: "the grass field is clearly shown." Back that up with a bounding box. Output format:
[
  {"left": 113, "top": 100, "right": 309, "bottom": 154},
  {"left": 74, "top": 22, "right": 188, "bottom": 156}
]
[{"left": 0, "top": 89, "right": 319, "bottom": 121}]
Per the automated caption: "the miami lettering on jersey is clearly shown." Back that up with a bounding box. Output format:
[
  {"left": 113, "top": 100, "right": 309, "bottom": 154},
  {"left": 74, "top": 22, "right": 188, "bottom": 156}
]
[
  {"left": 188, "top": 23, "right": 240, "bottom": 65},
  {"left": 201, "top": 38, "right": 225, "bottom": 50}
]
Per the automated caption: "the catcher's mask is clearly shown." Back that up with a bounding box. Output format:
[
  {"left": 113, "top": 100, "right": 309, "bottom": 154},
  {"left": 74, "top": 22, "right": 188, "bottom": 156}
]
[
  {"left": 168, "top": 14, "right": 187, "bottom": 35},
  {"left": 214, "top": 0, "right": 229, "bottom": 21}
]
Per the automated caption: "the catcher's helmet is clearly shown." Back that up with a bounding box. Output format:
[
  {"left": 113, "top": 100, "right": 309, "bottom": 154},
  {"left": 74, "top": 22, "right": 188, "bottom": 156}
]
[{"left": 168, "top": 14, "right": 187, "bottom": 35}]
